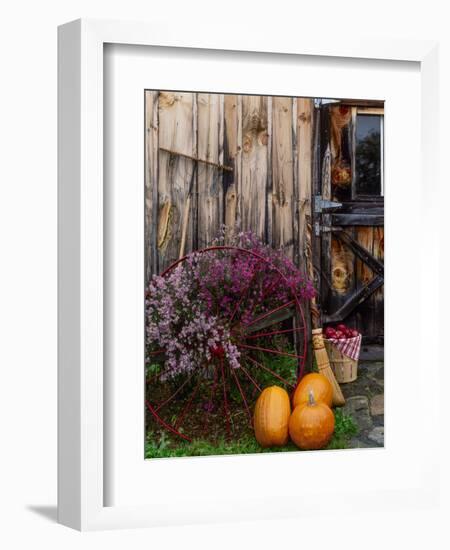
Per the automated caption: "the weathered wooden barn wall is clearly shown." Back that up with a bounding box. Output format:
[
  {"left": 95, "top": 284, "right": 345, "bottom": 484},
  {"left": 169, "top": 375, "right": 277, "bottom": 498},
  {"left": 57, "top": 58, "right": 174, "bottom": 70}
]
[
  {"left": 316, "top": 104, "right": 384, "bottom": 341},
  {"left": 145, "top": 91, "right": 314, "bottom": 280},
  {"left": 145, "top": 91, "right": 384, "bottom": 341}
]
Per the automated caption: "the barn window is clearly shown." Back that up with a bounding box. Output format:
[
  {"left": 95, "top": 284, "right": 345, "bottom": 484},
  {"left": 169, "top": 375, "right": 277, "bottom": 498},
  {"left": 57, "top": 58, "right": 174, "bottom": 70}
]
[{"left": 354, "top": 108, "right": 384, "bottom": 198}]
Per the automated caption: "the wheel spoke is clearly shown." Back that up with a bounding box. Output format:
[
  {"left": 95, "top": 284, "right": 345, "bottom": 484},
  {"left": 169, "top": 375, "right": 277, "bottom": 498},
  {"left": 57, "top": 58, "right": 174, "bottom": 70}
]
[
  {"left": 174, "top": 376, "right": 202, "bottom": 430},
  {"left": 147, "top": 246, "right": 307, "bottom": 443},
  {"left": 154, "top": 372, "right": 195, "bottom": 412},
  {"left": 239, "top": 325, "right": 305, "bottom": 340},
  {"left": 220, "top": 358, "right": 231, "bottom": 437},
  {"left": 147, "top": 349, "right": 165, "bottom": 356},
  {"left": 238, "top": 364, "right": 262, "bottom": 393},
  {"left": 245, "top": 355, "right": 295, "bottom": 388},
  {"left": 230, "top": 369, "right": 252, "bottom": 425},
  {"left": 202, "top": 364, "right": 219, "bottom": 433},
  {"left": 146, "top": 400, "right": 191, "bottom": 442},
  {"left": 244, "top": 299, "right": 295, "bottom": 330},
  {"left": 237, "top": 342, "right": 304, "bottom": 360},
  {"left": 146, "top": 361, "right": 170, "bottom": 386}
]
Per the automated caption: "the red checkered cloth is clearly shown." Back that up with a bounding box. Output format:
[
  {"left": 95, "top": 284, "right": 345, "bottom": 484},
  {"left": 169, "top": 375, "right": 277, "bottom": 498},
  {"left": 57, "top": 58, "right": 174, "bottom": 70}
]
[{"left": 324, "top": 334, "right": 362, "bottom": 361}]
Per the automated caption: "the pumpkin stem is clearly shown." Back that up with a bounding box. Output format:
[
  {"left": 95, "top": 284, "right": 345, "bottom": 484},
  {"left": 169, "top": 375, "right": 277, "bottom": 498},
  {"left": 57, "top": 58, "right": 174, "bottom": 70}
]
[{"left": 308, "top": 389, "right": 316, "bottom": 406}]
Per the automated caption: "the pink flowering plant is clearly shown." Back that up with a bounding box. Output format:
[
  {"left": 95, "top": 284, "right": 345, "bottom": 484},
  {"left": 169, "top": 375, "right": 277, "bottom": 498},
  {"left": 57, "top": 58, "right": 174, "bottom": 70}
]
[{"left": 146, "top": 230, "right": 315, "bottom": 380}]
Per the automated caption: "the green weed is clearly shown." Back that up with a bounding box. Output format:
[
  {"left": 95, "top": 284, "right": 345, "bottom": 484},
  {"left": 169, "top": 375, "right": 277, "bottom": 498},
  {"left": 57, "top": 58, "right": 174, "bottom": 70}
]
[{"left": 145, "top": 406, "right": 359, "bottom": 459}]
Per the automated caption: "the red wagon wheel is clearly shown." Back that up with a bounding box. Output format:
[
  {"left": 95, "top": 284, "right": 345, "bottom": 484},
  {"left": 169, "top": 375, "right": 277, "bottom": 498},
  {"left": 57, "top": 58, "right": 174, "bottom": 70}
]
[{"left": 146, "top": 246, "right": 307, "bottom": 443}]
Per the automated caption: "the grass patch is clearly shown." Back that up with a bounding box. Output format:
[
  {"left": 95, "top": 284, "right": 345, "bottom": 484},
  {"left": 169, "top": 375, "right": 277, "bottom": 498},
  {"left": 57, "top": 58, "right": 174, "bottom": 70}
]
[
  {"left": 325, "top": 408, "right": 358, "bottom": 450},
  {"left": 253, "top": 351, "right": 298, "bottom": 388},
  {"left": 145, "top": 346, "right": 359, "bottom": 459},
  {"left": 145, "top": 407, "right": 359, "bottom": 459}
]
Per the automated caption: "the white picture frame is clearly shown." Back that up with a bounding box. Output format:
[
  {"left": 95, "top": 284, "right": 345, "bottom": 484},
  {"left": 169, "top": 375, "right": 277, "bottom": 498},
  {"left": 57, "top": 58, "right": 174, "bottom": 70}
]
[{"left": 58, "top": 18, "right": 440, "bottom": 531}]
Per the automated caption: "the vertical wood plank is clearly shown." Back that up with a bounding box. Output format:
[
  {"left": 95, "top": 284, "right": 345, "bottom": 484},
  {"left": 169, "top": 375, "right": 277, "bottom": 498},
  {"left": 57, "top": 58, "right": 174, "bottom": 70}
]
[
  {"left": 372, "top": 226, "right": 384, "bottom": 339},
  {"left": 218, "top": 94, "right": 225, "bottom": 230},
  {"left": 355, "top": 228, "right": 373, "bottom": 286},
  {"left": 145, "top": 90, "right": 159, "bottom": 282},
  {"left": 191, "top": 94, "right": 198, "bottom": 251},
  {"left": 320, "top": 125, "right": 332, "bottom": 317},
  {"left": 311, "top": 104, "right": 322, "bottom": 305},
  {"left": 197, "top": 93, "right": 223, "bottom": 248},
  {"left": 297, "top": 98, "right": 313, "bottom": 269},
  {"left": 355, "top": 226, "right": 374, "bottom": 335},
  {"left": 236, "top": 95, "right": 243, "bottom": 231},
  {"left": 342, "top": 227, "right": 357, "bottom": 325},
  {"left": 350, "top": 106, "right": 357, "bottom": 200},
  {"left": 291, "top": 98, "right": 298, "bottom": 265},
  {"left": 223, "top": 94, "right": 240, "bottom": 242},
  {"left": 297, "top": 98, "right": 313, "bottom": 369},
  {"left": 321, "top": 108, "right": 356, "bottom": 325},
  {"left": 157, "top": 92, "right": 195, "bottom": 271},
  {"left": 266, "top": 97, "right": 273, "bottom": 246},
  {"left": 271, "top": 96, "right": 295, "bottom": 259},
  {"left": 241, "top": 95, "right": 268, "bottom": 240},
  {"left": 345, "top": 107, "right": 358, "bottom": 329},
  {"left": 330, "top": 233, "right": 355, "bottom": 297}
]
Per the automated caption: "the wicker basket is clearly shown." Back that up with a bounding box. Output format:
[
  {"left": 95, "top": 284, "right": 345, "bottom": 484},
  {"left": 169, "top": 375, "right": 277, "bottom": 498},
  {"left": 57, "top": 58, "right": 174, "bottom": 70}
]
[{"left": 324, "top": 340, "right": 358, "bottom": 383}]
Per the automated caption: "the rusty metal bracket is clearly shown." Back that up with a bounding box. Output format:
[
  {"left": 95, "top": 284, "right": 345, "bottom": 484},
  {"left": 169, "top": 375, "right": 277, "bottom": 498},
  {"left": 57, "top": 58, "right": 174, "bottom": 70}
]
[
  {"left": 314, "top": 195, "right": 343, "bottom": 213},
  {"left": 314, "top": 221, "right": 333, "bottom": 236}
]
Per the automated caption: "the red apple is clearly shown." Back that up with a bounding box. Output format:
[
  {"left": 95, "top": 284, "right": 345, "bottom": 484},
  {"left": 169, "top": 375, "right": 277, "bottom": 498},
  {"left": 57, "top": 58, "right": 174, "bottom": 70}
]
[
  {"left": 337, "top": 324, "right": 347, "bottom": 332},
  {"left": 350, "top": 329, "right": 359, "bottom": 338},
  {"left": 334, "top": 330, "right": 344, "bottom": 339}
]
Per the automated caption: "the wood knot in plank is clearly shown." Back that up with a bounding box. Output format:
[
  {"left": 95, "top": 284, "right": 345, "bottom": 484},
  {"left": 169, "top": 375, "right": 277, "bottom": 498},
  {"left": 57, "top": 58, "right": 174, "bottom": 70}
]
[
  {"left": 158, "top": 92, "right": 176, "bottom": 109},
  {"left": 298, "top": 112, "right": 310, "bottom": 123},
  {"left": 258, "top": 131, "right": 269, "bottom": 146},
  {"left": 243, "top": 133, "right": 253, "bottom": 154},
  {"left": 157, "top": 200, "right": 173, "bottom": 249}
]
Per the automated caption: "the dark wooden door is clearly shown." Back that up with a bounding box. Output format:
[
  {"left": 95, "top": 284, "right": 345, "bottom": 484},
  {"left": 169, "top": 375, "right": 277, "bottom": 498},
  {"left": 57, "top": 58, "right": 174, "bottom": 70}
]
[{"left": 312, "top": 101, "right": 384, "bottom": 343}]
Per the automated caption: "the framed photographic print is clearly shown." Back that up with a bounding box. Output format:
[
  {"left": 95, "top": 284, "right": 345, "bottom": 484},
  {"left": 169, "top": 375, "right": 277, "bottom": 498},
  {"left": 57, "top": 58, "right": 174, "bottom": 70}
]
[
  {"left": 142, "top": 90, "right": 384, "bottom": 457},
  {"left": 58, "top": 18, "right": 440, "bottom": 530}
]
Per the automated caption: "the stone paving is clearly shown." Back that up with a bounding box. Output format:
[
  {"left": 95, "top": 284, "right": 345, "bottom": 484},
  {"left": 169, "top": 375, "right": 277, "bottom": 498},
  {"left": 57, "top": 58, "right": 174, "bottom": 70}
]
[{"left": 340, "top": 356, "right": 384, "bottom": 448}]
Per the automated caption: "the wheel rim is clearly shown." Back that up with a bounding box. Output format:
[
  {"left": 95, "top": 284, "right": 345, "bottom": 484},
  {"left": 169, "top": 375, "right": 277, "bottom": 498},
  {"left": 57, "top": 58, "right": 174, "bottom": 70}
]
[{"left": 146, "top": 246, "right": 307, "bottom": 443}]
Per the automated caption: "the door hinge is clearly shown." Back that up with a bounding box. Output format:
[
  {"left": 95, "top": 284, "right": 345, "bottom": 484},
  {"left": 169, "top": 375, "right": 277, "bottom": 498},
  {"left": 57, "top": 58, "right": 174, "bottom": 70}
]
[
  {"left": 314, "top": 99, "right": 340, "bottom": 109},
  {"left": 314, "top": 221, "right": 333, "bottom": 236},
  {"left": 314, "top": 196, "right": 343, "bottom": 213}
]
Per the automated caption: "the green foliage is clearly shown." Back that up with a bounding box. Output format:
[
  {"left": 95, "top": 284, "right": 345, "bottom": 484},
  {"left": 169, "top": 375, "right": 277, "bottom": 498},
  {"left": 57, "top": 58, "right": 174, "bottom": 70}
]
[
  {"left": 146, "top": 363, "right": 161, "bottom": 377},
  {"left": 326, "top": 408, "right": 358, "bottom": 450},
  {"left": 145, "top": 407, "right": 359, "bottom": 459},
  {"left": 145, "top": 432, "right": 299, "bottom": 459},
  {"left": 255, "top": 351, "right": 298, "bottom": 389},
  {"left": 145, "top": 352, "right": 359, "bottom": 459}
]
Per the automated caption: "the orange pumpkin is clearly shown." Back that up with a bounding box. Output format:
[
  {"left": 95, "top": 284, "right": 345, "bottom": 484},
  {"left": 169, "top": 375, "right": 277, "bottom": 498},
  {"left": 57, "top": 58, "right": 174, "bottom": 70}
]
[
  {"left": 292, "top": 373, "right": 333, "bottom": 409},
  {"left": 254, "top": 386, "right": 291, "bottom": 448},
  {"left": 289, "top": 390, "right": 335, "bottom": 450}
]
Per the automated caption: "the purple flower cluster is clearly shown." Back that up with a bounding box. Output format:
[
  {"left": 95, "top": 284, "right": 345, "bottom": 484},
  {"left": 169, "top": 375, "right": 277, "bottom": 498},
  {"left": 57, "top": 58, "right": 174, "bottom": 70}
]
[
  {"left": 146, "top": 231, "right": 315, "bottom": 379},
  {"left": 209, "top": 230, "right": 316, "bottom": 316},
  {"left": 146, "top": 254, "right": 241, "bottom": 380}
]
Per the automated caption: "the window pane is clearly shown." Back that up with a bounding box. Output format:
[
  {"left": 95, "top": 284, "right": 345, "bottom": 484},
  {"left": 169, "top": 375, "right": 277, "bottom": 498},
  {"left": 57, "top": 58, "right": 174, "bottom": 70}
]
[{"left": 355, "top": 114, "right": 382, "bottom": 196}]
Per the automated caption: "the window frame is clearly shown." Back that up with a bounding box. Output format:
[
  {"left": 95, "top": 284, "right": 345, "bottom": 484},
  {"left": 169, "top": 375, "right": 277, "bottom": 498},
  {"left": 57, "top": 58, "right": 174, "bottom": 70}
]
[{"left": 353, "top": 106, "right": 385, "bottom": 200}]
